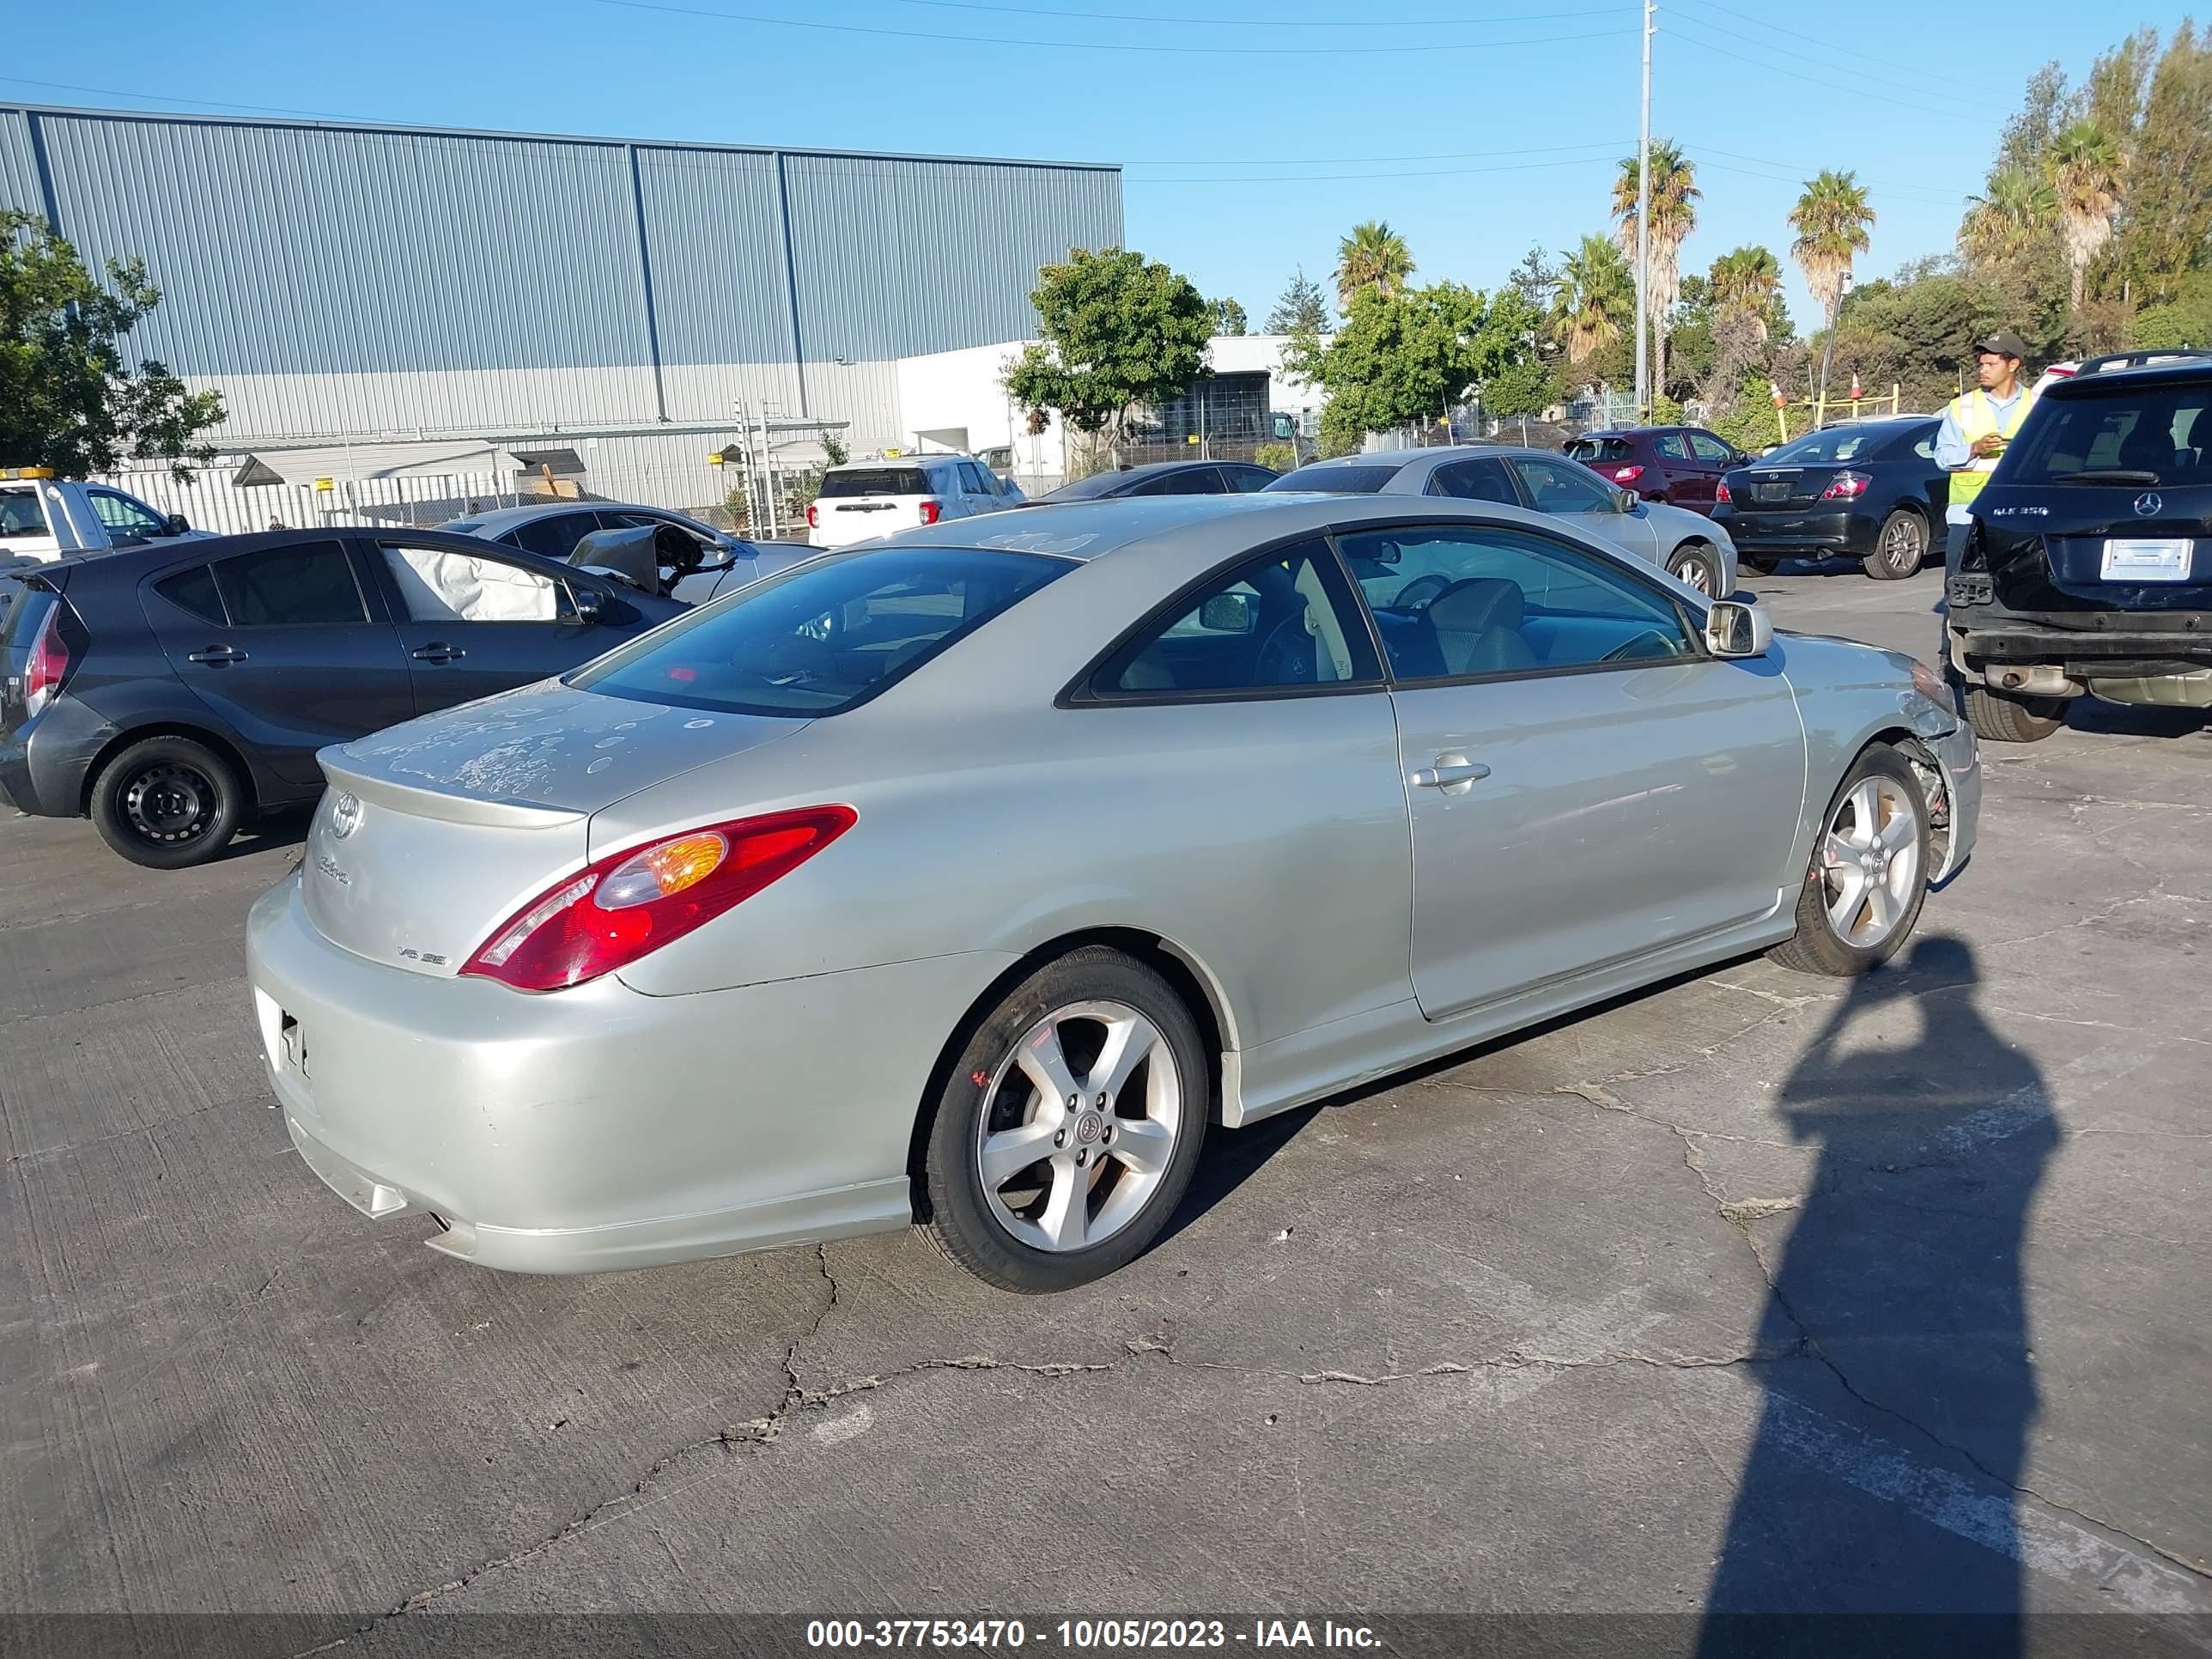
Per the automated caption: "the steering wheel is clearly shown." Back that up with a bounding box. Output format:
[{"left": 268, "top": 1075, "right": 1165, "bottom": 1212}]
[
  {"left": 1253, "top": 608, "right": 1318, "bottom": 684},
  {"left": 1393, "top": 573, "right": 1454, "bottom": 611},
  {"left": 1600, "top": 629, "right": 1679, "bottom": 664}
]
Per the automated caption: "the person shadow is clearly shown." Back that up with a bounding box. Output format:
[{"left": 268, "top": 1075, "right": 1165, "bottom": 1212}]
[{"left": 1698, "top": 935, "right": 2060, "bottom": 1659}]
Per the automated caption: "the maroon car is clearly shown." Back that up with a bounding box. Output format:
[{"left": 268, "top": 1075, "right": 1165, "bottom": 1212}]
[{"left": 1564, "top": 426, "right": 1748, "bottom": 514}]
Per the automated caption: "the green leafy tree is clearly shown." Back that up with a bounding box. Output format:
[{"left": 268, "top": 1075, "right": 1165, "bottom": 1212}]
[
  {"left": 1003, "top": 247, "right": 1213, "bottom": 454},
  {"left": 1611, "top": 139, "right": 1700, "bottom": 395},
  {"left": 2048, "top": 118, "right": 2128, "bottom": 313},
  {"left": 0, "top": 210, "right": 226, "bottom": 478},
  {"left": 1996, "top": 61, "right": 2069, "bottom": 179},
  {"left": 1960, "top": 164, "right": 2057, "bottom": 269},
  {"left": 2076, "top": 28, "right": 2157, "bottom": 140},
  {"left": 1207, "top": 295, "right": 1248, "bottom": 337},
  {"left": 1789, "top": 170, "right": 1875, "bottom": 400},
  {"left": 1553, "top": 234, "right": 1635, "bottom": 367},
  {"left": 1333, "top": 221, "right": 1415, "bottom": 311},
  {"left": 1506, "top": 244, "right": 1561, "bottom": 315},
  {"left": 2118, "top": 25, "right": 2212, "bottom": 301},
  {"left": 1263, "top": 266, "right": 1332, "bottom": 335},
  {"left": 1308, "top": 283, "right": 1526, "bottom": 451}
]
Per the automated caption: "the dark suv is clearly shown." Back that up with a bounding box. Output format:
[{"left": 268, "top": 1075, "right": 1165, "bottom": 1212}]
[
  {"left": 1, "top": 527, "right": 681, "bottom": 867},
  {"left": 1943, "top": 353, "right": 2212, "bottom": 741},
  {"left": 1563, "top": 426, "right": 1747, "bottom": 514}
]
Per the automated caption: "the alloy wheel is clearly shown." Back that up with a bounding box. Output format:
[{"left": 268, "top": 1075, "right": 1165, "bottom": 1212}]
[
  {"left": 1819, "top": 775, "right": 1923, "bottom": 947},
  {"left": 1671, "top": 550, "right": 1716, "bottom": 594},
  {"left": 1881, "top": 514, "right": 1925, "bottom": 575},
  {"left": 974, "top": 999, "right": 1184, "bottom": 1253}
]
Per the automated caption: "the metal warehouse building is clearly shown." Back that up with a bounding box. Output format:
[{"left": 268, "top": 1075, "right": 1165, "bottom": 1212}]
[{"left": 0, "top": 102, "right": 1121, "bottom": 525}]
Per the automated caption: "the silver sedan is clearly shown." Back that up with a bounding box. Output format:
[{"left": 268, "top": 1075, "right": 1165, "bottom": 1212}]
[
  {"left": 1266, "top": 445, "right": 1741, "bottom": 598},
  {"left": 246, "top": 493, "right": 1980, "bottom": 1291}
]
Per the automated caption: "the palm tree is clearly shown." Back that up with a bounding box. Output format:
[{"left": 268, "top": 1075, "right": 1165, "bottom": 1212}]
[
  {"left": 1959, "top": 164, "right": 2057, "bottom": 269},
  {"left": 2046, "top": 118, "right": 2127, "bottom": 313},
  {"left": 1611, "top": 140, "right": 1700, "bottom": 396},
  {"left": 1333, "top": 221, "right": 1414, "bottom": 311},
  {"left": 1708, "top": 246, "right": 1783, "bottom": 342},
  {"left": 1552, "top": 234, "right": 1635, "bottom": 366},
  {"left": 1789, "top": 169, "right": 1875, "bottom": 401}
]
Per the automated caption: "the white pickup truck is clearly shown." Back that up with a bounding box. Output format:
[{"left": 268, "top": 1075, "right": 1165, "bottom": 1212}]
[{"left": 1, "top": 469, "right": 209, "bottom": 564}]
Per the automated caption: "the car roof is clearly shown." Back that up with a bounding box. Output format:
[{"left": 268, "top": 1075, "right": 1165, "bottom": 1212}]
[
  {"left": 451, "top": 501, "right": 687, "bottom": 533},
  {"left": 2042, "top": 359, "right": 2212, "bottom": 397},
  {"left": 1043, "top": 459, "right": 1258, "bottom": 500}
]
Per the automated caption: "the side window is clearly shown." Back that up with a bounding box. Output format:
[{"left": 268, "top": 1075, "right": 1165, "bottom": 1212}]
[
  {"left": 1507, "top": 455, "right": 1621, "bottom": 515},
  {"left": 1098, "top": 538, "right": 1381, "bottom": 696},
  {"left": 1913, "top": 432, "right": 1939, "bottom": 461},
  {"left": 210, "top": 541, "right": 368, "bottom": 627},
  {"left": 1653, "top": 434, "right": 1692, "bottom": 461},
  {"left": 507, "top": 513, "right": 596, "bottom": 562},
  {"left": 380, "top": 544, "right": 562, "bottom": 623},
  {"left": 153, "top": 565, "right": 227, "bottom": 626},
  {"left": 1339, "top": 525, "right": 1695, "bottom": 682},
  {"left": 87, "top": 489, "right": 169, "bottom": 538},
  {"left": 1688, "top": 432, "right": 1735, "bottom": 463},
  {"left": 0, "top": 491, "right": 47, "bottom": 538},
  {"left": 1158, "top": 468, "right": 1224, "bottom": 495},
  {"left": 1430, "top": 459, "right": 1520, "bottom": 503},
  {"left": 957, "top": 462, "right": 994, "bottom": 496},
  {"left": 1227, "top": 466, "right": 1274, "bottom": 493}
]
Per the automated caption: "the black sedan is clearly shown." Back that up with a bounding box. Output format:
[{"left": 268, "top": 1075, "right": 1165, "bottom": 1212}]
[
  {"left": 1035, "top": 459, "right": 1279, "bottom": 501},
  {"left": 0, "top": 527, "right": 683, "bottom": 868},
  {"left": 1712, "top": 416, "right": 1948, "bottom": 580}
]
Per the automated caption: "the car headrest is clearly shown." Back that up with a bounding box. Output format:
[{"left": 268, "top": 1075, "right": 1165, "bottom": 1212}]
[
  {"left": 569, "top": 525, "right": 659, "bottom": 591},
  {"left": 1427, "top": 576, "right": 1524, "bottom": 635}
]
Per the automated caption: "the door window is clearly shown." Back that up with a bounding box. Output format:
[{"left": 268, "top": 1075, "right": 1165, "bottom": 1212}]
[
  {"left": 1429, "top": 458, "right": 1520, "bottom": 502},
  {"left": 1506, "top": 455, "right": 1620, "bottom": 514},
  {"left": 210, "top": 540, "right": 368, "bottom": 626},
  {"left": 1339, "top": 524, "right": 1695, "bottom": 682},
  {"left": 86, "top": 489, "right": 170, "bottom": 538},
  {"left": 505, "top": 513, "right": 598, "bottom": 562},
  {"left": 380, "top": 544, "right": 563, "bottom": 623},
  {"left": 957, "top": 462, "right": 995, "bottom": 496},
  {"left": 1688, "top": 432, "right": 1735, "bottom": 463},
  {"left": 1097, "top": 539, "right": 1380, "bottom": 696},
  {"left": 1225, "top": 465, "right": 1275, "bottom": 493},
  {"left": 1653, "top": 434, "right": 1692, "bottom": 461}
]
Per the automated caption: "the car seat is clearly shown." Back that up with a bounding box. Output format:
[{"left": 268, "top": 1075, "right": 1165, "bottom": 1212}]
[{"left": 1427, "top": 578, "right": 1537, "bottom": 676}]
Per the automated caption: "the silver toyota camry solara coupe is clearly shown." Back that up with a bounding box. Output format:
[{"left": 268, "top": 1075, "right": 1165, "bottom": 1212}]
[{"left": 247, "top": 493, "right": 1982, "bottom": 1292}]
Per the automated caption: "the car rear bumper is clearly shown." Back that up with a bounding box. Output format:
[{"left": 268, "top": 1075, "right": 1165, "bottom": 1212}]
[
  {"left": 1712, "top": 507, "right": 1880, "bottom": 555},
  {"left": 246, "top": 872, "right": 1016, "bottom": 1273},
  {"left": 1945, "top": 608, "right": 2212, "bottom": 665},
  {"left": 0, "top": 696, "right": 112, "bottom": 818}
]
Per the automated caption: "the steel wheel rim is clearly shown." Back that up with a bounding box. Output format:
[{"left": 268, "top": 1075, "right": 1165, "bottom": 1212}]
[
  {"left": 1819, "top": 775, "right": 1922, "bottom": 948},
  {"left": 123, "top": 763, "right": 216, "bottom": 846},
  {"left": 1673, "top": 550, "right": 1715, "bottom": 593},
  {"left": 975, "top": 999, "right": 1183, "bottom": 1254},
  {"left": 1881, "top": 515, "right": 1923, "bottom": 573}
]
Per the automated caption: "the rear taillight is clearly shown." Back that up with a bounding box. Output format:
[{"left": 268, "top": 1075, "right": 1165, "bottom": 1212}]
[
  {"left": 23, "top": 601, "right": 70, "bottom": 717},
  {"left": 459, "top": 805, "right": 857, "bottom": 993},
  {"left": 806, "top": 503, "right": 819, "bottom": 529},
  {"left": 1715, "top": 480, "right": 1732, "bottom": 504},
  {"left": 1820, "top": 471, "right": 1871, "bottom": 501},
  {"left": 917, "top": 500, "right": 942, "bottom": 526},
  {"left": 1612, "top": 465, "right": 1644, "bottom": 484}
]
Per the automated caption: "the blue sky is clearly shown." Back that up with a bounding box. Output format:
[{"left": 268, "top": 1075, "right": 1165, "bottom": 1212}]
[{"left": 15, "top": 0, "right": 2189, "bottom": 335}]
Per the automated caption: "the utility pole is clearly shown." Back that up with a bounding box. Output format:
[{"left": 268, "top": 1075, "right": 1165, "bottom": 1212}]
[{"left": 1634, "top": 0, "right": 1654, "bottom": 416}]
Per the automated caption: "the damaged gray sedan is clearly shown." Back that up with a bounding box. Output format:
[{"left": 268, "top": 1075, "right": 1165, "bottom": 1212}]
[{"left": 246, "top": 493, "right": 1980, "bottom": 1291}]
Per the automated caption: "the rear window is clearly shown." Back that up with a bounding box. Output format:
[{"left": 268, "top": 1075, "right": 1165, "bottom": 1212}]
[
  {"left": 211, "top": 540, "right": 367, "bottom": 627},
  {"left": 1565, "top": 438, "right": 1636, "bottom": 463},
  {"left": 818, "top": 468, "right": 930, "bottom": 498},
  {"left": 2005, "top": 383, "right": 2212, "bottom": 486},
  {"left": 569, "top": 546, "right": 1071, "bottom": 716},
  {"left": 154, "top": 565, "right": 227, "bottom": 625},
  {"left": 1045, "top": 470, "right": 1139, "bottom": 501},
  {"left": 1262, "top": 463, "right": 1406, "bottom": 495},
  {"left": 1, "top": 580, "right": 54, "bottom": 649},
  {"left": 1762, "top": 424, "right": 1911, "bottom": 465},
  {"left": 1, "top": 489, "right": 48, "bottom": 538}
]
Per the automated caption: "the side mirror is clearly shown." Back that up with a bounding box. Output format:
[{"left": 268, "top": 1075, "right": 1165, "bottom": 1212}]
[
  {"left": 164, "top": 513, "right": 191, "bottom": 535},
  {"left": 1200, "top": 592, "right": 1256, "bottom": 633},
  {"left": 1705, "top": 599, "right": 1771, "bottom": 659},
  {"left": 1615, "top": 488, "right": 1640, "bottom": 514},
  {"left": 567, "top": 586, "right": 605, "bottom": 624}
]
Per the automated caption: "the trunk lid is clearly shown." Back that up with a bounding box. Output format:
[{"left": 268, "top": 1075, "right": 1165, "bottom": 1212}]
[
  {"left": 1728, "top": 465, "right": 1837, "bottom": 511},
  {"left": 301, "top": 681, "right": 811, "bottom": 975},
  {"left": 1978, "top": 481, "right": 2212, "bottom": 612}
]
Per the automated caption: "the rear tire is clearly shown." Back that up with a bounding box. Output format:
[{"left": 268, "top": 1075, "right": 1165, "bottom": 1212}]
[
  {"left": 1862, "top": 508, "right": 1929, "bottom": 580},
  {"left": 89, "top": 735, "right": 245, "bottom": 869},
  {"left": 922, "top": 946, "right": 1208, "bottom": 1292},
  {"left": 1964, "top": 686, "right": 2065, "bottom": 744},
  {"left": 1740, "top": 555, "right": 1779, "bottom": 576},
  {"left": 1770, "top": 744, "right": 1930, "bottom": 978},
  {"left": 1668, "top": 541, "right": 1724, "bottom": 596}
]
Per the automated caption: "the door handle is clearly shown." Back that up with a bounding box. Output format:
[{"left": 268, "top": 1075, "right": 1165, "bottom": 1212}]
[
  {"left": 185, "top": 645, "right": 246, "bottom": 665},
  {"left": 1411, "top": 757, "right": 1491, "bottom": 793},
  {"left": 410, "top": 643, "right": 465, "bottom": 663}
]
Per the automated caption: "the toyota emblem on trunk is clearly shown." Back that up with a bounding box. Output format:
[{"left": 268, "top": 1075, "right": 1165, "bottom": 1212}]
[
  {"left": 2135, "top": 491, "right": 2163, "bottom": 517},
  {"left": 329, "top": 793, "right": 362, "bottom": 838}
]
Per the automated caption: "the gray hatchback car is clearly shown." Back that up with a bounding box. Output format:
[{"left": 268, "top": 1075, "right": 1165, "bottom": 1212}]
[{"left": 1267, "top": 446, "right": 1741, "bottom": 598}]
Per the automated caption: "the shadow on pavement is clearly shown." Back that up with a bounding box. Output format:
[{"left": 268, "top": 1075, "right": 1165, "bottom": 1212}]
[{"left": 1698, "top": 936, "right": 2057, "bottom": 1656}]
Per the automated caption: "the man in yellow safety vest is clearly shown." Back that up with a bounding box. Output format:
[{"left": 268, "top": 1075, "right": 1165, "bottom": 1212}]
[{"left": 1936, "top": 331, "right": 2038, "bottom": 562}]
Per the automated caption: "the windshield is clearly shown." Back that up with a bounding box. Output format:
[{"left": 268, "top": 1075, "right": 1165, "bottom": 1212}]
[
  {"left": 1565, "top": 438, "right": 1635, "bottom": 463},
  {"left": 2003, "top": 384, "right": 2212, "bottom": 485},
  {"left": 818, "top": 467, "right": 931, "bottom": 498},
  {"left": 1262, "top": 463, "right": 1406, "bottom": 495},
  {"left": 1045, "top": 470, "right": 1140, "bottom": 500},
  {"left": 1761, "top": 425, "right": 1911, "bottom": 465},
  {"left": 569, "top": 546, "right": 1071, "bottom": 716}
]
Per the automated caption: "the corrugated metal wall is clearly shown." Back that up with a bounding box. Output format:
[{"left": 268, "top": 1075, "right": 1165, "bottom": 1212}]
[{"left": 0, "top": 104, "right": 1121, "bottom": 446}]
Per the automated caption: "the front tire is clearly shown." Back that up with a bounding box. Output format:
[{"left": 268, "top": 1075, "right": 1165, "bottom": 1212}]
[
  {"left": 1668, "top": 541, "right": 1724, "bottom": 596},
  {"left": 89, "top": 735, "right": 245, "bottom": 869},
  {"left": 923, "top": 946, "right": 1209, "bottom": 1291},
  {"left": 1769, "top": 744, "right": 1930, "bottom": 977},
  {"left": 1863, "top": 508, "right": 1929, "bottom": 580},
  {"left": 1964, "top": 686, "right": 2065, "bottom": 743}
]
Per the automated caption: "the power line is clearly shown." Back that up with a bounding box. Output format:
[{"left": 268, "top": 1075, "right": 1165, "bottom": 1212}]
[
  {"left": 1129, "top": 153, "right": 1623, "bottom": 184},
  {"left": 1680, "top": 142, "right": 1978, "bottom": 203},
  {"left": 1666, "top": 27, "right": 1994, "bottom": 124},
  {"left": 1665, "top": 15, "right": 2005, "bottom": 120},
  {"left": 884, "top": 0, "right": 1635, "bottom": 27},
  {"left": 0, "top": 76, "right": 357, "bottom": 121},
  {"left": 587, "top": 0, "right": 1628, "bottom": 54},
  {"left": 1129, "top": 138, "right": 1630, "bottom": 168},
  {"left": 1667, "top": 0, "right": 1976, "bottom": 98},
  {"left": 1689, "top": 155, "right": 1964, "bottom": 211}
]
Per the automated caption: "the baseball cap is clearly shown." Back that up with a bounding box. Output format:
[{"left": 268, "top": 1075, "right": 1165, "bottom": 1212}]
[{"left": 1973, "top": 331, "right": 2030, "bottom": 360}]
